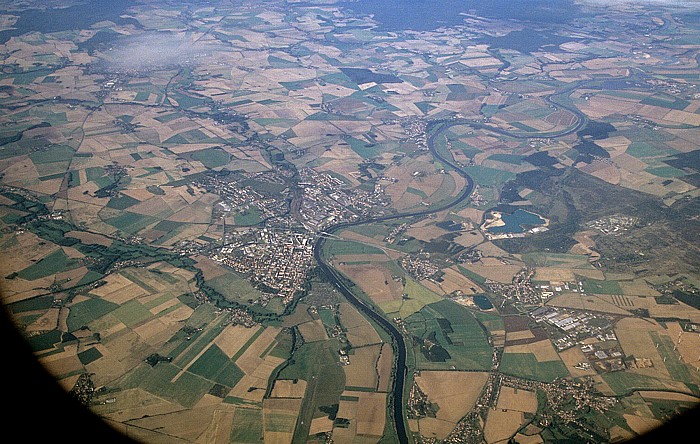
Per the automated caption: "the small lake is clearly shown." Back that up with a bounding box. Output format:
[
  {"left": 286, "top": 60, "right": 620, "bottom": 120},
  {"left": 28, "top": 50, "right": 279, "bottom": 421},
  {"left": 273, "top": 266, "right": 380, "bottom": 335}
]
[
  {"left": 473, "top": 295, "right": 493, "bottom": 310},
  {"left": 487, "top": 209, "right": 546, "bottom": 234}
]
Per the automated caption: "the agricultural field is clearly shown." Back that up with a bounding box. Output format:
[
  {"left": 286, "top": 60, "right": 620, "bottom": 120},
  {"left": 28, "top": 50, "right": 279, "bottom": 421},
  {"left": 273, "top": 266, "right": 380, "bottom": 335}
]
[
  {"left": 1, "top": 0, "right": 700, "bottom": 443},
  {"left": 405, "top": 299, "right": 492, "bottom": 371},
  {"left": 413, "top": 371, "right": 489, "bottom": 440}
]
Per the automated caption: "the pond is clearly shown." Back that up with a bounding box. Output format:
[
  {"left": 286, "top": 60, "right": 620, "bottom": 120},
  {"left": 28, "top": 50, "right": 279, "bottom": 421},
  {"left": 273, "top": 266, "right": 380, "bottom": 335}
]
[
  {"left": 473, "top": 295, "right": 494, "bottom": 310},
  {"left": 487, "top": 209, "right": 546, "bottom": 234}
]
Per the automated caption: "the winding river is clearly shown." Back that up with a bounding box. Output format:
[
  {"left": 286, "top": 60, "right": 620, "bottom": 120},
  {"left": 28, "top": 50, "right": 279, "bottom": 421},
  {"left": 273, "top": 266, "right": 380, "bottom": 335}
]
[{"left": 313, "top": 118, "right": 477, "bottom": 443}]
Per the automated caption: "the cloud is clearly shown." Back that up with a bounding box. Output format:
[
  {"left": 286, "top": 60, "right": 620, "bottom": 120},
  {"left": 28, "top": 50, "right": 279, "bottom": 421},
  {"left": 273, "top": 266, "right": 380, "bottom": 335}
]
[{"left": 99, "top": 31, "right": 224, "bottom": 71}]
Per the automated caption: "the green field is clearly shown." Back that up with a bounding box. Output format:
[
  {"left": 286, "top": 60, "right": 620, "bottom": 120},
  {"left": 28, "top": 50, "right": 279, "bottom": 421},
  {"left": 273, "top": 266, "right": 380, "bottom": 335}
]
[
  {"left": 405, "top": 299, "right": 492, "bottom": 371},
  {"left": 121, "top": 363, "right": 213, "bottom": 408},
  {"left": 379, "top": 277, "right": 442, "bottom": 318},
  {"left": 107, "top": 194, "right": 141, "bottom": 210},
  {"left": 234, "top": 207, "right": 263, "bottom": 226},
  {"left": 473, "top": 310, "right": 505, "bottom": 332},
  {"left": 105, "top": 212, "right": 159, "bottom": 234},
  {"left": 191, "top": 147, "right": 231, "bottom": 169},
  {"left": 207, "top": 272, "right": 266, "bottom": 307},
  {"left": 487, "top": 154, "right": 523, "bottom": 165},
  {"left": 111, "top": 300, "right": 153, "bottom": 328},
  {"left": 626, "top": 142, "right": 674, "bottom": 158},
  {"left": 344, "top": 136, "right": 384, "bottom": 158},
  {"left": 173, "top": 315, "right": 228, "bottom": 366},
  {"left": 17, "top": 248, "right": 77, "bottom": 281},
  {"left": 646, "top": 166, "right": 687, "bottom": 178},
  {"left": 650, "top": 332, "right": 695, "bottom": 384},
  {"left": 499, "top": 353, "right": 569, "bottom": 382},
  {"left": 601, "top": 372, "right": 671, "bottom": 395},
  {"left": 28, "top": 144, "right": 74, "bottom": 164},
  {"left": 456, "top": 265, "right": 487, "bottom": 285},
  {"left": 66, "top": 297, "right": 120, "bottom": 331},
  {"left": 325, "top": 239, "right": 384, "bottom": 257},
  {"left": 7, "top": 295, "right": 54, "bottom": 313},
  {"left": 26, "top": 329, "right": 63, "bottom": 352},
  {"left": 264, "top": 412, "right": 298, "bottom": 433},
  {"left": 78, "top": 347, "right": 103, "bottom": 365},
  {"left": 582, "top": 278, "right": 623, "bottom": 295},
  {"left": 188, "top": 344, "right": 245, "bottom": 387},
  {"left": 230, "top": 408, "right": 264, "bottom": 443},
  {"left": 278, "top": 339, "right": 346, "bottom": 441},
  {"left": 523, "top": 252, "right": 593, "bottom": 268},
  {"left": 462, "top": 165, "right": 515, "bottom": 187}
]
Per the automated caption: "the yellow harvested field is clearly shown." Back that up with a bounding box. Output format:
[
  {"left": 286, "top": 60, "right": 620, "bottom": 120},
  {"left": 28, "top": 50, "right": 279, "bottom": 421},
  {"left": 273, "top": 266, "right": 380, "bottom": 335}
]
[
  {"left": 90, "top": 273, "right": 148, "bottom": 304},
  {"left": 590, "top": 164, "right": 621, "bottom": 185},
  {"left": 558, "top": 347, "right": 597, "bottom": 378},
  {"left": 337, "top": 262, "right": 403, "bottom": 304},
  {"left": 41, "top": 345, "right": 83, "bottom": 379},
  {"left": 377, "top": 342, "right": 394, "bottom": 392},
  {"left": 663, "top": 109, "right": 700, "bottom": 126},
  {"left": 133, "top": 318, "right": 179, "bottom": 347},
  {"left": 496, "top": 386, "right": 538, "bottom": 413},
  {"left": 346, "top": 324, "right": 383, "bottom": 348},
  {"left": 613, "top": 152, "right": 648, "bottom": 172},
  {"left": 334, "top": 253, "right": 389, "bottom": 263},
  {"left": 329, "top": 426, "right": 357, "bottom": 443},
  {"left": 623, "top": 296, "right": 700, "bottom": 323},
  {"left": 337, "top": 396, "right": 358, "bottom": 421},
  {"left": 270, "top": 379, "right": 307, "bottom": 399},
  {"left": 309, "top": 417, "right": 334, "bottom": 436},
  {"left": 93, "top": 387, "right": 184, "bottom": 422},
  {"left": 534, "top": 268, "right": 577, "bottom": 282},
  {"left": 624, "top": 414, "right": 663, "bottom": 436},
  {"left": 406, "top": 224, "right": 449, "bottom": 242},
  {"left": 435, "top": 267, "right": 480, "bottom": 295},
  {"left": 512, "top": 433, "right": 544, "bottom": 444},
  {"left": 235, "top": 327, "right": 283, "bottom": 375},
  {"left": 666, "top": 322, "right": 700, "bottom": 368},
  {"left": 65, "top": 230, "right": 113, "bottom": 246},
  {"left": 505, "top": 340, "right": 560, "bottom": 362},
  {"left": 547, "top": 293, "right": 631, "bottom": 315},
  {"left": 618, "top": 280, "right": 659, "bottom": 296},
  {"left": 639, "top": 391, "right": 700, "bottom": 403},
  {"left": 215, "top": 324, "right": 262, "bottom": 358},
  {"left": 158, "top": 304, "right": 193, "bottom": 326},
  {"left": 354, "top": 391, "right": 387, "bottom": 437},
  {"left": 456, "top": 207, "right": 485, "bottom": 224},
  {"left": 339, "top": 302, "right": 374, "bottom": 330},
  {"left": 264, "top": 397, "right": 303, "bottom": 413},
  {"left": 462, "top": 264, "right": 523, "bottom": 284},
  {"left": 615, "top": 318, "right": 670, "bottom": 379},
  {"left": 149, "top": 297, "right": 180, "bottom": 316},
  {"left": 418, "top": 418, "right": 458, "bottom": 440},
  {"left": 25, "top": 307, "right": 60, "bottom": 333},
  {"left": 229, "top": 374, "right": 267, "bottom": 402},
  {"left": 415, "top": 371, "right": 488, "bottom": 439},
  {"left": 344, "top": 344, "right": 382, "bottom": 389},
  {"left": 297, "top": 319, "right": 328, "bottom": 342},
  {"left": 125, "top": 403, "right": 220, "bottom": 442},
  {"left": 339, "top": 228, "right": 385, "bottom": 244},
  {"left": 484, "top": 409, "right": 524, "bottom": 444},
  {"left": 454, "top": 230, "right": 485, "bottom": 247},
  {"left": 198, "top": 405, "right": 238, "bottom": 444},
  {"left": 506, "top": 330, "right": 535, "bottom": 342}
]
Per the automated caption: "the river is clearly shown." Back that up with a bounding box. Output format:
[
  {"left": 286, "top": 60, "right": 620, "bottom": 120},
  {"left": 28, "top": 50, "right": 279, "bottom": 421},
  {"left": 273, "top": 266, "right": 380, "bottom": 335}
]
[{"left": 313, "top": 118, "right": 476, "bottom": 443}]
